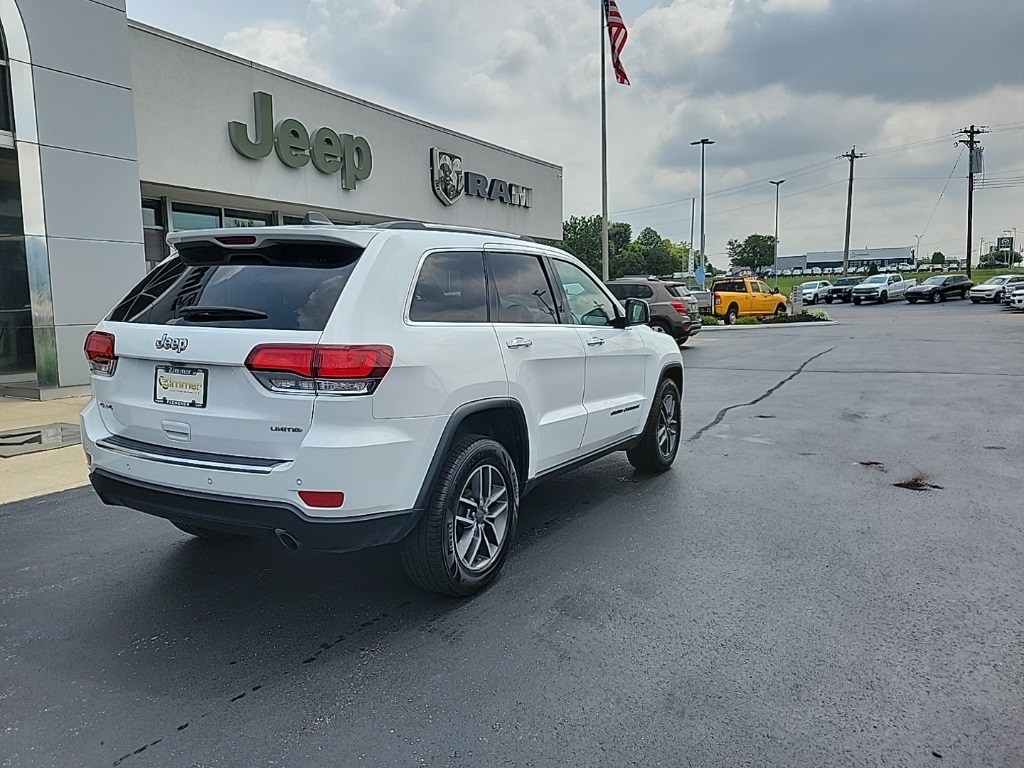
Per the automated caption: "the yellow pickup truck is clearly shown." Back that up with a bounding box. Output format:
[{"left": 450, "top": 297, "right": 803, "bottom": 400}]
[{"left": 711, "top": 278, "right": 788, "bottom": 324}]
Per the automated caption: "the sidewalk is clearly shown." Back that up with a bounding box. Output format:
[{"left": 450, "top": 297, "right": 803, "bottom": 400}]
[{"left": 0, "top": 396, "right": 90, "bottom": 505}]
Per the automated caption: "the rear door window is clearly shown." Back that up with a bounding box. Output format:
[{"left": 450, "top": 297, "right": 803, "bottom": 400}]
[
  {"left": 109, "top": 241, "right": 362, "bottom": 331},
  {"left": 488, "top": 253, "right": 560, "bottom": 324},
  {"left": 409, "top": 251, "right": 487, "bottom": 322}
]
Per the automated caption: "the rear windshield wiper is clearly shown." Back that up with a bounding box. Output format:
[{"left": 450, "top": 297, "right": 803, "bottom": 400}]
[{"left": 176, "top": 305, "right": 269, "bottom": 320}]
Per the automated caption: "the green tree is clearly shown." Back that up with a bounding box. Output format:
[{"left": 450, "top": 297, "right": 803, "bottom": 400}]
[
  {"left": 930, "top": 251, "right": 946, "bottom": 265},
  {"left": 610, "top": 244, "right": 647, "bottom": 279},
  {"left": 635, "top": 227, "right": 664, "bottom": 250},
  {"left": 866, "top": 262, "right": 879, "bottom": 275},
  {"left": 645, "top": 243, "right": 677, "bottom": 277},
  {"left": 663, "top": 239, "right": 691, "bottom": 275},
  {"left": 560, "top": 215, "right": 603, "bottom": 274},
  {"left": 726, "top": 234, "right": 777, "bottom": 270},
  {"left": 608, "top": 222, "right": 632, "bottom": 256}
]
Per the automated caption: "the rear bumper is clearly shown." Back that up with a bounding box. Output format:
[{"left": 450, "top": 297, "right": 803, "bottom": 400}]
[{"left": 90, "top": 470, "right": 419, "bottom": 553}]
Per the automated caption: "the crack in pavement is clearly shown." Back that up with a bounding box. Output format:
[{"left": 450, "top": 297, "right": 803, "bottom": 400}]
[{"left": 688, "top": 348, "right": 835, "bottom": 442}]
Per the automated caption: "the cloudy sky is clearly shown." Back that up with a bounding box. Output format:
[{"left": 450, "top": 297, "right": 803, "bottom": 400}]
[{"left": 125, "top": 0, "right": 1024, "bottom": 264}]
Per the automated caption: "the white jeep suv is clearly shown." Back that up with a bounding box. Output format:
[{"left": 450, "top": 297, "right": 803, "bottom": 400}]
[{"left": 81, "top": 218, "right": 684, "bottom": 595}]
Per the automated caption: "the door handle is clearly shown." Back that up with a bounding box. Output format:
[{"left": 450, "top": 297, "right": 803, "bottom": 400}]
[
  {"left": 586, "top": 337, "right": 606, "bottom": 346},
  {"left": 505, "top": 337, "right": 533, "bottom": 349}
]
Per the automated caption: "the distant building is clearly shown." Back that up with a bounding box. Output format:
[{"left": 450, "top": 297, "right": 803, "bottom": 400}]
[{"left": 775, "top": 247, "right": 914, "bottom": 272}]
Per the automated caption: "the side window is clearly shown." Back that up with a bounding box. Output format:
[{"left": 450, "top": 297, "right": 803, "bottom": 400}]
[
  {"left": 636, "top": 285, "right": 654, "bottom": 299},
  {"left": 409, "top": 251, "right": 487, "bottom": 323},
  {"left": 551, "top": 259, "right": 617, "bottom": 327},
  {"left": 607, "top": 284, "right": 631, "bottom": 300},
  {"left": 758, "top": 282, "right": 772, "bottom": 293},
  {"left": 107, "top": 256, "right": 187, "bottom": 322},
  {"left": 489, "top": 253, "right": 558, "bottom": 324},
  {"left": 750, "top": 282, "right": 762, "bottom": 293}
]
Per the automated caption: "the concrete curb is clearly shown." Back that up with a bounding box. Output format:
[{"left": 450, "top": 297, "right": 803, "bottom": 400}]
[{"left": 698, "top": 320, "right": 838, "bottom": 331}]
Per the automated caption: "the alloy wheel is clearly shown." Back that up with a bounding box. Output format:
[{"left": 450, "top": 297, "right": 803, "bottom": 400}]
[
  {"left": 452, "top": 464, "right": 509, "bottom": 573},
  {"left": 656, "top": 391, "right": 680, "bottom": 459}
]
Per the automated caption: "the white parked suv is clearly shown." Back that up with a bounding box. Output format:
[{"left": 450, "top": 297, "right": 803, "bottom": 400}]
[
  {"left": 81, "top": 217, "right": 684, "bottom": 595},
  {"left": 851, "top": 273, "right": 912, "bottom": 304}
]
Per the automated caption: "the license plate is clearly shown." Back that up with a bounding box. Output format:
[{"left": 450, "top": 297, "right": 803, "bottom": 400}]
[{"left": 154, "top": 366, "right": 208, "bottom": 408}]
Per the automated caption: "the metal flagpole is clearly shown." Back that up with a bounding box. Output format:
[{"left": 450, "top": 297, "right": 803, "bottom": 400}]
[{"left": 600, "top": 2, "right": 609, "bottom": 281}]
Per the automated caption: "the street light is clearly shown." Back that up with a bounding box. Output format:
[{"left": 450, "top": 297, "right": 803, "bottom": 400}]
[
  {"left": 770, "top": 180, "right": 785, "bottom": 289},
  {"left": 691, "top": 138, "right": 714, "bottom": 287},
  {"left": 915, "top": 234, "right": 922, "bottom": 267}
]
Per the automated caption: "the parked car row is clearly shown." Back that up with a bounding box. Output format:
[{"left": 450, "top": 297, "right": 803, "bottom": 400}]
[{"left": 765, "top": 262, "right": 968, "bottom": 277}]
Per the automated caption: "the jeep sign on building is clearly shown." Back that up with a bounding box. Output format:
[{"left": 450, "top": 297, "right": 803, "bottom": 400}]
[{"left": 0, "top": 2, "right": 562, "bottom": 397}]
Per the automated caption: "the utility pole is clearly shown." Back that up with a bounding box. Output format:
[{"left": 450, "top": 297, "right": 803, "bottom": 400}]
[
  {"left": 955, "top": 125, "right": 988, "bottom": 280},
  {"left": 839, "top": 145, "right": 866, "bottom": 276}
]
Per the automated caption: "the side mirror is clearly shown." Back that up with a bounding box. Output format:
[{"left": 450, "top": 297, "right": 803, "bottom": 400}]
[
  {"left": 624, "top": 298, "right": 650, "bottom": 326},
  {"left": 772, "top": 288, "right": 779, "bottom": 294}
]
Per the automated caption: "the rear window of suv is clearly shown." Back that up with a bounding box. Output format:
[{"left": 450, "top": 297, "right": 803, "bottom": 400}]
[{"left": 107, "top": 241, "right": 362, "bottom": 331}]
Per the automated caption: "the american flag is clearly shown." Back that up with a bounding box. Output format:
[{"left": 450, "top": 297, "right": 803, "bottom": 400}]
[{"left": 604, "top": 0, "right": 630, "bottom": 85}]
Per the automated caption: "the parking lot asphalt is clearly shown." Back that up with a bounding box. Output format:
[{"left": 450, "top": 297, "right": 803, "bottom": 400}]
[{"left": 3, "top": 299, "right": 1023, "bottom": 768}]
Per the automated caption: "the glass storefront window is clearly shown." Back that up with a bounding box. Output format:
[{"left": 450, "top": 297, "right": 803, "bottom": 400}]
[
  {"left": 223, "top": 208, "right": 273, "bottom": 228},
  {"left": 141, "top": 199, "right": 164, "bottom": 228},
  {"left": 0, "top": 148, "right": 32, "bottom": 375},
  {"left": 171, "top": 203, "right": 220, "bottom": 231},
  {"left": 0, "top": 36, "right": 11, "bottom": 133}
]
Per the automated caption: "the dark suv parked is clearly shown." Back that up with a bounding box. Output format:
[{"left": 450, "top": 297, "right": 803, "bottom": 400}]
[
  {"left": 825, "top": 277, "right": 860, "bottom": 303},
  {"left": 906, "top": 274, "right": 973, "bottom": 303},
  {"left": 606, "top": 277, "right": 702, "bottom": 344}
]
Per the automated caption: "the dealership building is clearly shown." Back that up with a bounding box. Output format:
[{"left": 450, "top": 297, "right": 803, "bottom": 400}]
[
  {"left": 0, "top": 0, "right": 563, "bottom": 398},
  {"left": 775, "top": 247, "right": 915, "bottom": 273}
]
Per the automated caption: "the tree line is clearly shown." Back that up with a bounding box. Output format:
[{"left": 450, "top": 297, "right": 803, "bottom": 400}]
[{"left": 548, "top": 215, "right": 706, "bottom": 280}]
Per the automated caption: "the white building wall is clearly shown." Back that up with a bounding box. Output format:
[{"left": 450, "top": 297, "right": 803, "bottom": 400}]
[
  {"left": 129, "top": 24, "right": 563, "bottom": 239},
  {"left": 9, "top": 0, "right": 146, "bottom": 391}
]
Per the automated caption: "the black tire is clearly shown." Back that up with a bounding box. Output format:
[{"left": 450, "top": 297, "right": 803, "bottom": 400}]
[
  {"left": 825, "top": 296, "right": 833, "bottom": 304},
  {"left": 929, "top": 292, "right": 938, "bottom": 303},
  {"left": 808, "top": 295, "right": 816, "bottom": 305},
  {"left": 649, "top": 320, "right": 671, "bottom": 335},
  {"left": 853, "top": 298, "right": 862, "bottom": 305},
  {"left": 841, "top": 296, "right": 849, "bottom": 303},
  {"left": 960, "top": 290, "right": 968, "bottom": 300},
  {"left": 724, "top": 304, "right": 739, "bottom": 325},
  {"left": 775, "top": 303, "right": 787, "bottom": 317},
  {"left": 627, "top": 378, "right": 681, "bottom": 473},
  {"left": 400, "top": 436, "right": 519, "bottom": 596},
  {"left": 994, "top": 294, "right": 1002, "bottom": 304},
  {"left": 880, "top": 292, "right": 888, "bottom": 304},
  {"left": 171, "top": 521, "right": 245, "bottom": 542}
]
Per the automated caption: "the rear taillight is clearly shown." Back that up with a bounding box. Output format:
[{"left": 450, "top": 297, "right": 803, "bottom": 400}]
[
  {"left": 245, "top": 344, "right": 394, "bottom": 395},
  {"left": 84, "top": 331, "right": 117, "bottom": 376},
  {"left": 670, "top": 301, "right": 688, "bottom": 315}
]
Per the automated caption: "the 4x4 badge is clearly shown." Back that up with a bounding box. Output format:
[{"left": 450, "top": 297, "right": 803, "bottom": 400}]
[
  {"left": 431, "top": 148, "right": 464, "bottom": 206},
  {"left": 155, "top": 334, "right": 188, "bottom": 353}
]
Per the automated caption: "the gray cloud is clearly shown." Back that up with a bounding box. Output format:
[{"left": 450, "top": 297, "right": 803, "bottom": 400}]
[{"left": 642, "top": 0, "right": 1024, "bottom": 102}]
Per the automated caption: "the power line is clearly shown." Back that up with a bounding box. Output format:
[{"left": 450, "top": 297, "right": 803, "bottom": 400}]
[{"left": 918, "top": 147, "right": 964, "bottom": 249}]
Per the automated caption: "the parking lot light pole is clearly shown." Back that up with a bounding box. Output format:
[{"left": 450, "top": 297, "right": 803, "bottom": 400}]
[
  {"left": 691, "top": 138, "right": 714, "bottom": 287},
  {"left": 915, "top": 234, "right": 922, "bottom": 267},
  {"left": 770, "top": 180, "right": 785, "bottom": 289}
]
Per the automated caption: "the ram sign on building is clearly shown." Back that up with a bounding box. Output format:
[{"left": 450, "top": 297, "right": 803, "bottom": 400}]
[{"left": 0, "top": 1, "right": 563, "bottom": 397}]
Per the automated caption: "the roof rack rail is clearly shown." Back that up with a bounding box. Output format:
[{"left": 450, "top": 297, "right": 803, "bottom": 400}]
[{"left": 372, "top": 220, "right": 534, "bottom": 242}]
